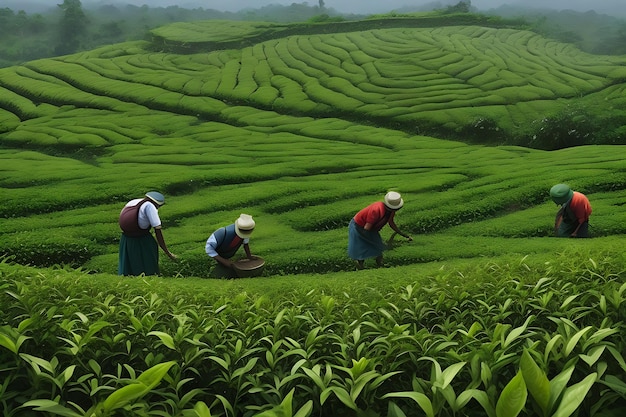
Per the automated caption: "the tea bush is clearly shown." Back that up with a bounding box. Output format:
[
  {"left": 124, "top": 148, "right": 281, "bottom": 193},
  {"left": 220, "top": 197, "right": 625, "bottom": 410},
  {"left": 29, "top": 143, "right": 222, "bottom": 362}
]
[
  {"left": 0, "top": 234, "right": 99, "bottom": 267},
  {"left": 2, "top": 252, "right": 626, "bottom": 416}
]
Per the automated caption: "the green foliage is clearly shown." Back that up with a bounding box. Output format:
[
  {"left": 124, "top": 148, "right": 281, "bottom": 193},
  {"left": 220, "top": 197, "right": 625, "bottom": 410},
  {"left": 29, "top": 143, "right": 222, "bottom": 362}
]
[
  {"left": 0, "top": 232, "right": 100, "bottom": 268},
  {"left": 55, "top": 0, "right": 88, "bottom": 56},
  {"left": 525, "top": 104, "right": 601, "bottom": 150},
  {"left": 0, "top": 14, "right": 625, "bottom": 417},
  {"left": 1, "top": 253, "right": 626, "bottom": 415},
  {"left": 442, "top": 2, "right": 472, "bottom": 14}
]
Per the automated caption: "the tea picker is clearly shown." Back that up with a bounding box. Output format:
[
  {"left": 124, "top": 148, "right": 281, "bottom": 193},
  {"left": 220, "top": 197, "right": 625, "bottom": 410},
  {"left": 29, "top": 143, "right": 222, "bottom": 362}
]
[
  {"left": 348, "top": 191, "right": 412, "bottom": 270},
  {"left": 205, "top": 214, "right": 263, "bottom": 278},
  {"left": 118, "top": 191, "right": 177, "bottom": 276},
  {"left": 550, "top": 184, "right": 592, "bottom": 238}
]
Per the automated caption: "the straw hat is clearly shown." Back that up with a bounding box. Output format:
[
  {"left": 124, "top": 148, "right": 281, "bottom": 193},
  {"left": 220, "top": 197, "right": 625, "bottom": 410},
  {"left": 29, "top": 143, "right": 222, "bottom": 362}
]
[
  {"left": 383, "top": 191, "right": 404, "bottom": 210},
  {"left": 145, "top": 191, "right": 165, "bottom": 206},
  {"left": 235, "top": 214, "right": 255, "bottom": 238},
  {"left": 550, "top": 184, "right": 573, "bottom": 205}
]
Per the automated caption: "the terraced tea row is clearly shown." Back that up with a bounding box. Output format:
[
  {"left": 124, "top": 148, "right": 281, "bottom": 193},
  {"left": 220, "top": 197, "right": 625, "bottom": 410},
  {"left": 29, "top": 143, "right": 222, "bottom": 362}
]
[
  {"left": 0, "top": 21, "right": 625, "bottom": 276},
  {"left": 3, "top": 25, "right": 625, "bottom": 151}
]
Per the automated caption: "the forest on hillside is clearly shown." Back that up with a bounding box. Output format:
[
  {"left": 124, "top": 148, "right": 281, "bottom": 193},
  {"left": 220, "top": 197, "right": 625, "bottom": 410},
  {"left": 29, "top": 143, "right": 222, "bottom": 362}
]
[{"left": 1, "top": 0, "right": 626, "bottom": 68}]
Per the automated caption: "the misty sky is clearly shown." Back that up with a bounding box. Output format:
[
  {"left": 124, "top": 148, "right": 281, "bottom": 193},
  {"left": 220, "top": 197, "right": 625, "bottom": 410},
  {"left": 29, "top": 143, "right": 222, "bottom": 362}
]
[
  {"left": 103, "top": 0, "right": 626, "bottom": 16},
  {"left": 14, "top": 0, "right": 626, "bottom": 17}
]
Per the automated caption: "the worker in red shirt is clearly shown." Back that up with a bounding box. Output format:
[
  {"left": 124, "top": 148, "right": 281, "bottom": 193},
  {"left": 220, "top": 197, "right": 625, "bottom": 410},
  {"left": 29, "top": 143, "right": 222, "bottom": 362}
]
[
  {"left": 550, "top": 184, "right": 592, "bottom": 238},
  {"left": 348, "top": 191, "right": 412, "bottom": 269}
]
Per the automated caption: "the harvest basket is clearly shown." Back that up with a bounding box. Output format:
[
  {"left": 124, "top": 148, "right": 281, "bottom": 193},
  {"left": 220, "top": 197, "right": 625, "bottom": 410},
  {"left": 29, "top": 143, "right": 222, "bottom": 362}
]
[{"left": 232, "top": 256, "right": 265, "bottom": 278}]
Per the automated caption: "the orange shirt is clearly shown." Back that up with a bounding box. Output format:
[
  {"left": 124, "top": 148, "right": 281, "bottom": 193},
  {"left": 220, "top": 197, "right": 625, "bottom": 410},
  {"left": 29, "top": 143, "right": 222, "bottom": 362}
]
[{"left": 569, "top": 192, "right": 592, "bottom": 223}]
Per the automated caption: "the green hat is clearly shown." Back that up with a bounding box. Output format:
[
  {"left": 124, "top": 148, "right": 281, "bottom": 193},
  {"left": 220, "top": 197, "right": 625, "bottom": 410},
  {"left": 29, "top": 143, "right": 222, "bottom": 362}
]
[{"left": 550, "top": 184, "right": 573, "bottom": 205}]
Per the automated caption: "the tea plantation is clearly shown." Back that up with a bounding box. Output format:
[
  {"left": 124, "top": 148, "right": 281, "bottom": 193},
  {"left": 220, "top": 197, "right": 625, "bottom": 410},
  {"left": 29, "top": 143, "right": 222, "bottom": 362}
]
[{"left": 1, "top": 13, "right": 626, "bottom": 417}]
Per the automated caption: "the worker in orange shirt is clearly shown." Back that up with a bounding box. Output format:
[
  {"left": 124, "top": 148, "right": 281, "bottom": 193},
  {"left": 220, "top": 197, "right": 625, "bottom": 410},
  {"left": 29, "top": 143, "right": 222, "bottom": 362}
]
[{"left": 550, "top": 184, "right": 592, "bottom": 238}]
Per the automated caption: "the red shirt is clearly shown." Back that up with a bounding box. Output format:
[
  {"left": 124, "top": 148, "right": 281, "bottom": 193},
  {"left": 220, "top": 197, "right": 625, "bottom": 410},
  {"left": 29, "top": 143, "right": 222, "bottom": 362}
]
[
  {"left": 569, "top": 192, "right": 592, "bottom": 223},
  {"left": 354, "top": 202, "right": 394, "bottom": 231}
]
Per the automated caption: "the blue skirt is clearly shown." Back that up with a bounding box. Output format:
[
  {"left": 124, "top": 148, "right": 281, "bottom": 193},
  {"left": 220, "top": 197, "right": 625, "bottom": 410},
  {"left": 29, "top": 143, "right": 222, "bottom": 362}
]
[{"left": 347, "top": 218, "right": 387, "bottom": 260}]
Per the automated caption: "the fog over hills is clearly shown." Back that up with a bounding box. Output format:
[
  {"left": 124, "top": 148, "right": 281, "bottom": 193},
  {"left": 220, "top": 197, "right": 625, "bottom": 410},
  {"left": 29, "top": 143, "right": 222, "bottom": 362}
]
[{"left": 6, "top": 0, "right": 626, "bottom": 17}]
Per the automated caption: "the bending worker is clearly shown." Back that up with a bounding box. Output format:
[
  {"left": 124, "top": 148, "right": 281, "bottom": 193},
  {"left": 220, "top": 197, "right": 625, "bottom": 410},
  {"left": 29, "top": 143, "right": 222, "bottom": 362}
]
[
  {"left": 118, "top": 191, "right": 177, "bottom": 276},
  {"left": 550, "top": 184, "right": 592, "bottom": 238},
  {"left": 348, "top": 191, "right": 412, "bottom": 269},
  {"left": 205, "top": 213, "right": 256, "bottom": 277}
]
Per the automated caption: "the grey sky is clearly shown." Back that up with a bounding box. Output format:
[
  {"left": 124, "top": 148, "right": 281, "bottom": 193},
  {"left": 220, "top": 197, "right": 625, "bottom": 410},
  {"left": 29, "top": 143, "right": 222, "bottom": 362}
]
[
  {"left": 111, "top": 0, "right": 626, "bottom": 16},
  {"left": 119, "top": 0, "right": 626, "bottom": 16},
  {"left": 12, "top": 0, "right": 626, "bottom": 17}
]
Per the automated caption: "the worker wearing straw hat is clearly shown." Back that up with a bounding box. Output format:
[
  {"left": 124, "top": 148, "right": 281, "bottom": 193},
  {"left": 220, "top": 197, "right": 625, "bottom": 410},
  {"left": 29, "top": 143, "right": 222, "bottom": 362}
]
[
  {"left": 550, "top": 184, "right": 592, "bottom": 238},
  {"left": 348, "top": 192, "right": 412, "bottom": 270},
  {"left": 118, "top": 191, "right": 177, "bottom": 276},
  {"left": 206, "top": 213, "right": 257, "bottom": 277}
]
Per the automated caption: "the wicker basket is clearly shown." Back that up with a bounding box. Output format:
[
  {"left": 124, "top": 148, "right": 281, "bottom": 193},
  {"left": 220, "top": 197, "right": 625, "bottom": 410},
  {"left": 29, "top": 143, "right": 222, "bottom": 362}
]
[{"left": 232, "top": 256, "right": 265, "bottom": 278}]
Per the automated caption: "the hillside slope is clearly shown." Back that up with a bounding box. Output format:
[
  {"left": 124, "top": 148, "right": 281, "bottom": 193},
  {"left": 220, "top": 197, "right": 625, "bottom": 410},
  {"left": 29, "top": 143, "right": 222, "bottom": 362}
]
[{"left": 0, "top": 17, "right": 625, "bottom": 276}]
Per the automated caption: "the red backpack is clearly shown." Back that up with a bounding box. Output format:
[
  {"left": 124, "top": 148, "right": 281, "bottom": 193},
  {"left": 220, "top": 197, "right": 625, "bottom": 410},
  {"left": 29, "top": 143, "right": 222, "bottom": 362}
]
[{"left": 119, "top": 199, "right": 151, "bottom": 237}]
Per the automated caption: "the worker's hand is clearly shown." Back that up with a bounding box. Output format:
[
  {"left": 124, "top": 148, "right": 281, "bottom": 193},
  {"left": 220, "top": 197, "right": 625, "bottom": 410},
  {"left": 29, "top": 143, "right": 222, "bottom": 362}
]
[
  {"left": 167, "top": 252, "right": 178, "bottom": 261},
  {"left": 406, "top": 235, "right": 413, "bottom": 242}
]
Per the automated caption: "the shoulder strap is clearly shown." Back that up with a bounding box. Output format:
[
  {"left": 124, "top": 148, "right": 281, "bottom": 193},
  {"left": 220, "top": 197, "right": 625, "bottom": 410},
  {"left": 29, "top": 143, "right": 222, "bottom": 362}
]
[{"left": 119, "top": 198, "right": 150, "bottom": 236}]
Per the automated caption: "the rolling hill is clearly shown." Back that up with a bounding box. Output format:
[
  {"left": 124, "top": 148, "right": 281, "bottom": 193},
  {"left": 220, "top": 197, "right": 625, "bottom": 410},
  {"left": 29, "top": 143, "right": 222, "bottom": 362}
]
[{"left": 0, "top": 14, "right": 625, "bottom": 277}]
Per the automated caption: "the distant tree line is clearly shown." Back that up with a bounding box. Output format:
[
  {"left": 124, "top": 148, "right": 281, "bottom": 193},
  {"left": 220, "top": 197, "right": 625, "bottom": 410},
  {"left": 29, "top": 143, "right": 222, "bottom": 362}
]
[{"left": 0, "top": 0, "right": 345, "bottom": 68}]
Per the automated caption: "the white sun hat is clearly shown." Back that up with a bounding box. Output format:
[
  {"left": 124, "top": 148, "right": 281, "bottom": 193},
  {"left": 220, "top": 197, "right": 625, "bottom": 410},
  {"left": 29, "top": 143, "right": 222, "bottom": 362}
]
[{"left": 235, "top": 214, "right": 255, "bottom": 238}]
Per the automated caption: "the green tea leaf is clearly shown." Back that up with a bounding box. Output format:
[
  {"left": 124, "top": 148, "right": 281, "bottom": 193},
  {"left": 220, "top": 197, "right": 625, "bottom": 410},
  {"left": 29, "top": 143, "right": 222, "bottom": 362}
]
[
  {"left": 102, "top": 383, "right": 150, "bottom": 411},
  {"left": 350, "top": 370, "right": 380, "bottom": 400},
  {"left": 551, "top": 373, "right": 597, "bottom": 417},
  {"left": 383, "top": 392, "right": 434, "bottom": 417},
  {"left": 294, "top": 400, "right": 313, "bottom": 417},
  {"left": 137, "top": 361, "right": 176, "bottom": 388},
  {"left": 21, "top": 399, "right": 84, "bottom": 417},
  {"left": 607, "top": 346, "right": 626, "bottom": 372},
  {"left": 503, "top": 316, "right": 533, "bottom": 349},
  {"left": 600, "top": 375, "right": 626, "bottom": 396},
  {"left": 101, "top": 361, "right": 175, "bottom": 411},
  {"left": 0, "top": 332, "right": 18, "bottom": 354},
  {"left": 585, "top": 328, "right": 619, "bottom": 346},
  {"left": 544, "top": 334, "right": 563, "bottom": 364},
  {"left": 496, "top": 371, "right": 527, "bottom": 417},
  {"left": 456, "top": 389, "right": 496, "bottom": 417},
  {"left": 387, "top": 401, "right": 408, "bottom": 417},
  {"left": 549, "top": 365, "right": 574, "bottom": 411},
  {"left": 209, "top": 355, "right": 230, "bottom": 370},
  {"left": 147, "top": 331, "right": 176, "bottom": 350},
  {"left": 437, "top": 362, "right": 466, "bottom": 390},
  {"left": 564, "top": 326, "right": 592, "bottom": 357},
  {"left": 560, "top": 294, "right": 579, "bottom": 310},
  {"left": 232, "top": 357, "right": 258, "bottom": 379},
  {"left": 255, "top": 388, "right": 294, "bottom": 417},
  {"left": 193, "top": 401, "right": 212, "bottom": 417},
  {"left": 323, "top": 386, "right": 358, "bottom": 410},
  {"left": 214, "top": 394, "right": 235, "bottom": 416},
  {"left": 303, "top": 366, "right": 326, "bottom": 390},
  {"left": 19, "top": 353, "right": 55, "bottom": 374},
  {"left": 580, "top": 345, "right": 606, "bottom": 367},
  {"left": 520, "top": 350, "right": 550, "bottom": 414}
]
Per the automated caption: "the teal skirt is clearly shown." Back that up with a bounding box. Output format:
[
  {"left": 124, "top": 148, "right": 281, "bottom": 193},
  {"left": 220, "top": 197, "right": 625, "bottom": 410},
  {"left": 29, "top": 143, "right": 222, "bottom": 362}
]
[
  {"left": 347, "top": 219, "right": 386, "bottom": 260},
  {"left": 557, "top": 220, "right": 589, "bottom": 238},
  {"left": 118, "top": 233, "right": 159, "bottom": 276}
]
